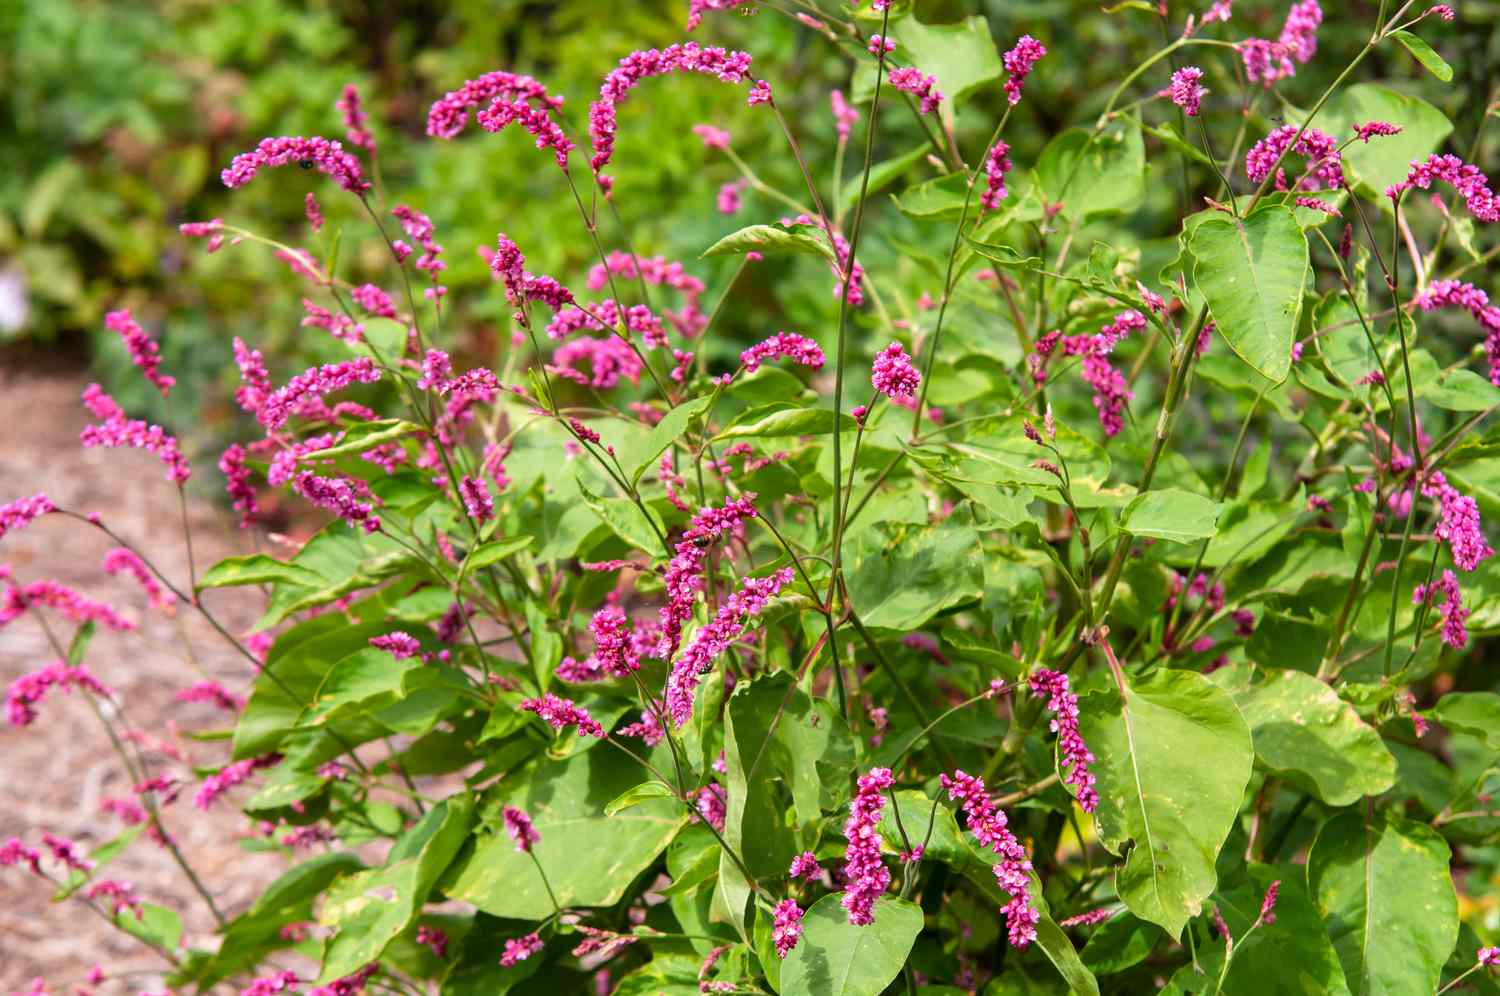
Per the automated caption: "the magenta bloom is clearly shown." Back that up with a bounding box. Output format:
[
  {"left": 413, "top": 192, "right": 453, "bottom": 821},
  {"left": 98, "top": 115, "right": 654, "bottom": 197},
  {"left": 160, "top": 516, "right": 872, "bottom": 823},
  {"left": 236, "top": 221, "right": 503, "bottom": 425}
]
[
  {"left": 717, "top": 180, "right": 745, "bottom": 215},
  {"left": 685, "top": 0, "right": 753, "bottom": 31},
  {"left": 888, "top": 67, "right": 942, "bottom": 115},
  {"left": 692, "top": 123, "right": 731, "bottom": 148},
  {"left": 590, "top": 604, "right": 640, "bottom": 678},
  {"left": 292, "top": 472, "right": 380, "bottom": 534},
  {"left": 1393, "top": 153, "right": 1500, "bottom": 223},
  {"left": 477, "top": 98, "right": 575, "bottom": 169},
  {"left": 1422, "top": 471, "right": 1494, "bottom": 571},
  {"left": 258, "top": 358, "right": 381, "bottom": 431},
  {"left": 492, "top": 233, "right": 577, "bottom": 314},
  {"left": 520, "top": 692, "right": 606, "bottom": 737},
  {"left": 1028, "top": 669, "right": 1098, "bottom": 812},
  {"left": 415, "top": 925, "right": 449, "bottom": 959},
  {"left": 1168, "top": 67, "right": 1206, "bottom": 117},
  {"left": 789, "top": 851, "right": 822, "bottom": 880},
  {"left": 1353, "top": 121, "right": 1401, "bottom": 143},
  {"left": 337, "top": 84, "right": 376, "bottom": 151},
  {"left": 0, "top": 494, "right": 56, "bottom": 542},
  {"left": 458, "top": 475, "right": 494, "bottom": 522},
  {"left": 351, "top": 283, "right": 397, "bottom": 318},
  {"left": 105, "top": 310, "right": 174, "bottom": 398},
  {"left": 103, "top": 548, "right": 173, "bottom": 610},
  {"left": 941, "top": 770, "right": 1038, "bottom": 948},
  {"left": 1059, "top": 907, "right": 1114, "bottom": 927},
  {"left": 232, "top": 338, "right": 272, "bottom": 415},
  {"left": 500, "top": 933, "right": 544, "bottom": 967},
  {"left": 370, "top": 632, "right": 422, "bottom": 660},
  {"left": 85, "top": 879, "right": 142, "bottom": 918},
  {"left": 1414, "top": 570, "right": 1470, "bottom": 649},
  {"left": 193, "top": 754, "right": 281, "bottom": 810},
  {"left": 221, "top": 135, "right": 369, "bottom": 194},
  {"left": 1480, "top": 946, "right": 1500, "bottom": 967},
  {"left": 175, "top": 680, "right": 244, "bottom": 712},
  {"left": 427, "top": 70, "right": 562, "bottom": 140},
  {"left": 830, "top": 89, "right": 859, "bottom": 142},
  {"left": 79, "top": 385, "right": 191, "bottom": 484},
  {"left": 1411, "top": 279, "right": 1500, "bottom": 386},
  {"left": 657, "top": 496, "right": 759, "bottom": 659},
  {"left": 1257, "top": 879, "right": 1280, "bottom": 926},
  {"left": 1002, "top": 35, "right": 1047, "bottom": 104},
  {"left": 871, "top": 342, "right": 920, "bottom": 400},
  {"left": 695, "top": 783, "right": 726, "bottom": 831},
  {"left": 1239, "top": 0, "right": 1322, "bottom": 87},
  {"left": 550, "top": 336, "right": 645, "bottom": 390},
  {"left": 741, "top": 332, "right": 826, "bottom": 373},
  {"left": 391, "top": 204, "right": 446, "bottom": 285},
  {"left": 219, "top": 444, "right": 259, "bottom": 529},
  {"left": 1060, "top": 310, "right": 1147, "bottom": 437},
  {"left": 981, "top": 141, "right": 1014, "bottom": 211},
  {"left": 772, "top": 899, "right": 805, "bottom": 959},
  {"left": 589, "top": 44, "right": 755, "bottom": 175},
  {"left": 503, "top": 805, "right": 540, "bottom": 853},
  {"left": 747, "top": 80, "right": 773, "bottom": 106},
  {"left": 6, "top": 662, "right": 112, "bottom": 726},
  {"left": 666, "top": 568, "right": 793, "bottom": 726},
  {"left": 2, "top": 577, "right": 135, "bottom": 633},
  {"left": 1245, "top": 125, "right": 1343, "bottom": 191},
  {"left": 842, "top": 767, "right": 893, "bottom": 926}
]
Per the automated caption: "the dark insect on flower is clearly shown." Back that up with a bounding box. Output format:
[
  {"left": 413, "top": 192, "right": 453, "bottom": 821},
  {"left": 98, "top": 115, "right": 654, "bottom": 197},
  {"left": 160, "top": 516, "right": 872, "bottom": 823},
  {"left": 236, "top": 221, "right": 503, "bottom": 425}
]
[
  {"left": 693, "top": 536, "right": 712, "bottom": 548},
  {"left": 298, "top": 159, "right": 315, "bottom": 169}
]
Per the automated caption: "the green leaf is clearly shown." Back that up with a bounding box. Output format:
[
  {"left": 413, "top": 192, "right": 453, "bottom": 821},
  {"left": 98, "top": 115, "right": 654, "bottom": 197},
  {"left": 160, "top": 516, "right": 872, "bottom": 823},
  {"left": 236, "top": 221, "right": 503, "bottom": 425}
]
[
  {"left": 119, "top": 903, "right": 182, "bottom": 952},
  {"left": 1308, "top": 813, "right": 1458, "bottom": 995},
  {"left": 1315, "top": 85, "right": 1453, "bottom": 193},
  {"left": 1120, "top": 489, "right": 1222, "bottom": 543},
  {"left": 461, "top": 536, "right": 533, "bottom": 574},
  {"left": 625, "top": 395, "right": 713, "bottom": 486},
  {"left": 701, "top": 224, "right": 834, "bottom": 261},
  {"left": 1390, "top": 30, "right": 1453, "bottom": 81},
  {"left": 197, "top": 554, "right": 327, "bottom": 591},
  {"left": 841, "top": 144, "right": 929, "bottom": 215},
  {"left": 964, "top": 238, "right": 1043, "bottom": 270},
  {"left": 67, "top": 620, "right": 95, "bottom": 666},
  {"left": 846, "top": 519, "right": 983, "bottom": 630},
  {"left": 300, "top": 419, "right": 422, "bottom": 460},
  {"left": 1214, "top": 863, "right": 1353, "bottom": 994},
  {"left": 1190, "top": 205, "right": 1308, "bottom": 384},
  {"left": 780, "top": 895, "right": 923, "bottom": 996},
  {"left": 319, "top": 796, "right": 475, "bottom": 981},
  {"left": 575, "top": 478, "right": 665, "bottom": 556},
  {"left": 1033, "top": 908, "right": 1102, "bottom": 996},
  {"left": 1036, "top": 118, "right": 1146, "bottom": 220},
  {"left": 1427, "top": 368, "right": 1500, "bottom": 412},
  {"left": 357, "top": 317, "right": 409, "bottom": 363},
  {"left": 1080, "top": 912, "right": 1162, "bottom": 974},
  {"left": 440, "top": 913, "right": 544, "bottom": 995},
  {"left": 714, "top": 407, "right": 857, "bottom": 441},
  {"left": 893, "top": 172, "right": 970, "bottom": 220},
  {"left": 604, "top": 779, "right": 677, "bottom": 816},
  {"left": 891, "top": 14, "right": 1002, "bottom": 104},
  {"left": 1431, "top": 692, "right": 1500, "bottom": 750},
  {"left": 1209, "top": 665, "right": 1396, "bottom": 805},
  {"left": 302, "top": 648, "right": 421, "bottom": 726},
  {"left": 1077, "top": 669, "right": 1253, "bottom": 938},
  {"left": 444, "top": 747, "right": 688, "bottom": 919}
]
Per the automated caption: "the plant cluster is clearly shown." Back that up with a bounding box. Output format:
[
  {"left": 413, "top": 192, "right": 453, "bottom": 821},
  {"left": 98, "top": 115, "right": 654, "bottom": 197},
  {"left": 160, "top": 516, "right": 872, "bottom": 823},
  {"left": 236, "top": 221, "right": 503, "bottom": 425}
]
[{"left": 6, "top": 1, "right": 1500, "bottom": 994}]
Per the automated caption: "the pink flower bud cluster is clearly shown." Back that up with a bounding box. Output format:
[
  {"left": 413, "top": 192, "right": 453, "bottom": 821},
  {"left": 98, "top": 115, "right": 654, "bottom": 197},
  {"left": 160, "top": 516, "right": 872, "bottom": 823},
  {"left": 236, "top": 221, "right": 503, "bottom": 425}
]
[
  {"left": 500, "top": 933, "right": 544, "bottom": 967},
  {"left": 941, "top": 770, "right": 1038, "bottom": 948},
  {"left": 747, "top": 80, "right": 773, "bottom": 106},
  {"left": 692, "top": 123, "right": 731, "bottom": 148},
  {"left": 416, "top": 925, "right": 449, "bottom": 958},
  {"left": 695, "top": 783, "right": 727, "bottom": 831},
  {"left": 301, "top": 301, "right": 361, "bottom": 344},
  {"left": 829, "top": 90, "right": 860, "bottom": 145},
  {"left": 504, "top": 805, "right": 540, "bottom": 852},
  {"left": 591, "top": 603, "right": 641, "bottom": 678},
  {"left": 1051, "top": 310, "right": 1147, "bottom": 437},
  {"left": 1028, "top": 669, "right": 1098, "bottom": 812},
  {"left": 1422, "top": 471, "right": 1493, "bottom": 571},
  {"left": 221, "top": 136, "right": 370, "bottom": 194},
  {"left": 42, "top": 833, "right": 93, "bottom": 873},
  {"left": 0, "top": 493, "right": 56, "bottom": 542},
  {"left": 391, "top": 205, "right": 446, "bottom": 296},
  {"left": 842, "top": 767, "right": 893, "bottom": 926},
  {"left": 336, "top": 84, "right": 375, "bottom": 151},
  {"left": 458, "top": 475, "right": 494, "bottom": 522},
  {"left": 258, "top": 359, "right": 381, "bottom": 431},
  {"left": 292, "top": 472, "right": 381, "bottom": 533},
  {"left": 103, "top": 548, "right": 173, "bottom": 610},
  {"left": 981, "top": 141, "right": 1014, "bottom": 211},
  {"left": 1168, "top": 67, "right": 1206, "bottom": 116},
  {"left": 175, "top": 680, "right": 244, "bottom": 712},
  {"left": 888, "top": 67, "right": 942, "bottom": 115},
  {"left": 657, "top": 496, "right": 759, "bottom": 659},
  {"left": 1353, "top": 121, "right": 1401, "bottom": 143},
  {"left": 1238, "top": 0, "right": 1322, "bottom": 87},
  {"left": 1002, "top": 36, "right": 1047, "bottom": 105},
  {"left": 6, "top": 662, "right": 113, "bottom": 726},
  {"left": 370, "top": 632, "right": 422, "bottom": 659},
  {"left": 193, "top": 754, "right": 281, "bottom": 810},
  {"left": 789, "top": 851, "right": 823, "bottom": 880},
  {"left": 105, "top": 310, "right": 174, "bottom": 398},
  {"left": 520, "top": 692, "right": 606, "bottom": 737},
  {"left": 741, "top": 331, "right": 826, "bottom": 373},
  {"left": 84, "top": 879, "right": 142, "bottom": 918},
  {"left": 427, "top": 70, "right": 563, "bottom": 140},
  {"left": 1245, "top": 125, "right": 1344, "bottom": 191},
  {"left": 666, "top": 567, "right": 793, "bottom": 726},
  {"left": 233, "top": 338, "right": 272, "bottom": 415},
  {"left": 1396, "top": 150, "right": 1500, "bottom": 217},
  {"left": 550, "top": 336, "right": 644, "bottom": 390},
  {"left": 491, "top": 234, "right": 578, "bottom": 316},
  {"left": 773, "top": 899, "right": 805, "bottom": 958},
  {"left": 1410, "top": 279, "right": 1500, "bottom": 386},
  {"left": 79, "top": 385, "right": 191, "bottom": 484},
  {"left": 477, "top": 98, "right": 575, "bottom": 169},
  {"left": 2, "top": 577, "right": 135, "bottom": 633},
  {"left": 871, "top": 342, "right": 920, "bottom": 400},
  {"left": 589, "top": 44, "right": 755, "bottom": 176}
]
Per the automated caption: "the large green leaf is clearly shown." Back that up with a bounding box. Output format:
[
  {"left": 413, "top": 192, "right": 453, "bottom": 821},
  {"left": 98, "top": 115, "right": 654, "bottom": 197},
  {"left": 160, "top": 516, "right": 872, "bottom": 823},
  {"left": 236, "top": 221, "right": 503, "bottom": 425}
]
[
  {"left": 1316, "top": 84, "right": 1453, "bottom": 193},
  {"left": 779, "top": 895, "right": 923, "bottom": 996},
  {"left": 1431, "top": 691, "right": 1500, "bottom": 750},
  {"left": 319, "top": 795, "right": 475, "bottom": 981},
  {"left": 846, "top": 518, "right": 983, "bottom": 630},
  {"left": 1209, "top": 666, "right": 1395, "bottom": 806},
  {"left": 1307, "top": 813, "right": 1458, "bottom": 995},
  {"left": 714, "top": 407, "right": 857, "bottom": 440},
  {"left": 1077, "top": 669, "right": 1253, "bottom": 938},
  {"left": 701, "top": 224, "right": 834, "bottom": 261},
  {"left": 1035, "top": 118, "right": 1145, "bottom": 220},
  {"left": 623, "top": 395, "right": 713, "bottom": 485},
  {"left": 1120, "top": 489, "right": 1222, "bottom": 543},
  {"left": 444, "top": 747, "right": 687, "bottom": 920},
  {"left": 1211, "top": 863, "right": 1351, "bottom": 995},
  {"left": 196, "top": 554, "right": 327, "bottom": 591},
  {"left": 1191, "top": 205, "right": 1308, "bottom": 384}
]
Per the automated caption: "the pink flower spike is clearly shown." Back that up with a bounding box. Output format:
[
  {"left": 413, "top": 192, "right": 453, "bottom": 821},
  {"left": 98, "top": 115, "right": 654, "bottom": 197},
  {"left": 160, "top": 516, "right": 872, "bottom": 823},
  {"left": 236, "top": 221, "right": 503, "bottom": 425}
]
[
  {"left": 503, "top": 806, "right": 540, "bottom": 853},
  {"left": 458, "top": 475, "right": 494, "bottom": 522},
  {"left": 789, "top": 851, "right": 822, "bottom": 880},
  {"left": 476, "top": 98, "right": 575, "bottom": 170},
  {"left": 1392, "top": 154, "right": 1500, "bottom": 224},
  {"left": 1257, "top": 879, "right": 1280, "bottom": 926},
  {"left": 1414, "top": 569, "right": 1470, "bottom": 649},
  {"left": 221, "top": 135, "right": 370, "bottom": 194},
  {"left": 78, "top": 386, "right": 191, "bottom": 484},
  {"left": 1480, "top": 946, "right": 1500, "bottom": 967},
  {"left": 830, "top": 90, "right": 860, "bottom": 143},
  {"left": 258, "top": 358, "right": 381, "bottom": 431},
  {"left": 941, "top": 769, "right": 1038, "bottom": 948},
  {"left": 1410, "top": 278, "right": 1500, "bottom": 386},
  {"left": 370, "top": 632, "right": 422, "bottom": 659},
  {"left": 175, "top": 680, "right": 244, "bottom": 712},
  {"left": 871, "top": 342, "right": 920, "bottom": 400},
  {"left": 842, "top": 767, "right": 893, "bottom": 926},
  {"left": 1353, "top": 121, "right": 1401, "bottom": 143},
  {"left": 1002, "top": 35, "right": 1047, "bottom": 105},
  {"left": 1168, "top": 67, "right": 1206, "bottom": 117},
  {"left": 741, "top": 331, "right": 826, "bottom": 373},
  {"left": 692, "top": 124, "right": 731, "bottom": 149},
  {"left": 105, "top": 310, "right": 174, "bottom": 398},
  {"left": 747, "top": 79, "right": 773, "bottom": 106},
  {"left": 337, "top": 84, "right": 376, "bottom": 151},
  {"left": 868, "top": 34, "right": 896, "bottom": 55},
  {"left": 666, "top": 568, "right": 792, "bottom": 726},
  {"left": 656, "top": 496, "right": 759, "bottom": 659},
  {"left": 500, "top": 933, "right": 544, "bottom": 967},
  {"left": 1028, "top": 669, "right": 1098, "bottom": 813},
  {"left": 102, "top": 548, "right": 174, "bottom": 610},
  {"left": 520, "top": 692, "right": 606, "bottom": 737},
  {"left": 888, "top": 67, "right": 942, "bottom": 115},
  {"left": 6, "top": 662, "right": 113, "bottom": 726},
  {"left": 305, "top": 192, "right": 324, "bottom": 232},
  {"left": 427, "top": 70, "right": 563, "bottom": 140},
  {"left": 1426, "top": 3, "right": 1455, "bottom": 19},
  {"left": 0, "top": 493, "right": 56, "bottom": 542},
  {"left": 981, "top": 141, "right": 1014, "bottom": 211},
  {"left": 1245, "top": 125, "right": 1344, "bottom": 191},
  {"left": 773, "top": 899, "right": 804, "bottom": 958}
]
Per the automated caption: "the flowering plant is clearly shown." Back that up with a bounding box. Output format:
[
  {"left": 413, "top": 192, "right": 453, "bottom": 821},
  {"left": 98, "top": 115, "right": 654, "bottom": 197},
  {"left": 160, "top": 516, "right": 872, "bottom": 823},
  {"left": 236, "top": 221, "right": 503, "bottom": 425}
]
[{"left": 6, "top": 1, "right": 1500, "bottom": 994}]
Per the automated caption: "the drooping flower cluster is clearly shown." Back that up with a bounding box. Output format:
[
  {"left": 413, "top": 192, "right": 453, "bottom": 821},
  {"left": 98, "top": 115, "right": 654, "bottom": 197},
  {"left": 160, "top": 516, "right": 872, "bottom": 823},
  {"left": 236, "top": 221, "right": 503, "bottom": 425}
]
[
  {"left": 772, "top": 899, "right": 805, "bottom": 958},
  {"left": 105, "top": 310, "right": 174, "bottom": 398},
  {"left": 370, "top": 632, "right": 422, "bottom": 659},
  {"left": 789, "top": 851, "right": 822, "bottom": 880},
  {"left": 337, "top": 84, "right": 376, "bottom": 151},
  {"left": 1422, "top": 471, "right": 1494, "bottom": 571},
  {"left": 888, "top": 67, "right": 942, "bottom": 115},
  {"left": 1002, "top": 36, "right": 1047, "bottom": 104},
  {"left": 1390, "top": 154, "right": 1500, "bottom": 223},
  {"left": 692, "top": 123, "right": 731, "bottom": 149},
  {"left": 391, "top": 204, "right": 447, "bottom": 295},
  {"left": 1244, "top": 125, "right": 1344, "bottom": 190},
  {"left": 219, "top": 444, "right": 259, "bottom": 529},
  {"left": 427, "top": 70, "right": 563, "bottom": 139},
  {"left": 549, "top": 335, "right": 645, "bottom": 390},
  {"left": 520, "top": 692, "right": 606, "bottom": 737},
  {"left": 500, "top": 933, "right": 544, "bottom": 967},
  {"left": 830, "top": 90, "right": 859, "bottom": 142},
  {"left": 1167, "top": 67, "right": 1206, "bottom": 116},
  {"left": 194, "top": 754, "right": 281, "bottom": 810},
  {"left": 476, "top": 97, "right": 576, "bottom": 169},
  {"left": 589, "top": 44, "right": 755, "bottom": 176},
  {"left": 6, "top": 662, "right": 113, "bottom": 726},
  {"left": 783, "top": 213, "right": 866, "bottom": 306},
  {"left": 292, "top": 472, "right": 380, "bottom": 534},
  {"left": 176, "top": 681, "right": 244, "bottom": 712},
  {"left": 79, "top": 384, "right": 192, "bottom": 484},
  {"left": 458, "top": 475, "right": 494, "bottom": 522},
  {"left": 590, "top": 603, "right": 641, "bottom": 678},
  {"left": 667, "top": 567, "right": 793, "bottom": 726},
  {"left": 1238, "top": 0, "right": 1323, "bottom": 87},
  {"left": 657, "top": 496, "right": 759, "bottom": 659},
  {"left": 1353, "top": 120, "right": 1401, "bottom": 143},
  {"left": 1, "top": 576, "right": 135, "bottom": 633},
  {"left": 740, "top": 332, "right": 826, "bottom": 373},
  {"left": 0, "top": 494, "right": 56, "bottom": 542},
  {"left": 980, "top": 141, "right": 1014, "bottom": 211},
  {"left": 102, "top": 548, "right": 173, "bottom": 610},
  {"left": 1046, "top": 310, "right": 1148, "bottom": 437},
  {"left": 695, "top": 783, "right": 727, "bottom": 831},
  {"left": 941, "top": 770, "right": 1038, "bottom": 948},
  {"left": 1028, "top": 669, "right": 1098, "bottom": 813},
  {"left": 842, "top": 767, "right": 893, "bottom": 926},
  {"left": 1411, "top": 279, "right": 1500, "bottom": 386},
  {"left": 504, "top": 805, "right": 540, "bottom": 852},
  {"left": 258, "top": 358, "right": 381, "bottom": 431},
  {"left": 221, "top": 136, "right": 370, "bottom": 194},
  {"left": 491, "top": 234, "right": 577, "bottom": 317},
  {"left": 871, "top": 342, "right": 920, "bottom": 400}
]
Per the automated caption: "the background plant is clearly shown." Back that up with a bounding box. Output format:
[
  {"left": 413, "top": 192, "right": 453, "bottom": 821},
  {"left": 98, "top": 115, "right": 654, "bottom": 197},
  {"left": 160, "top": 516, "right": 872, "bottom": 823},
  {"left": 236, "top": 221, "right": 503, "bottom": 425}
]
[{"left": 4, "top": 1, "right": 1500, "bottom": 994}]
